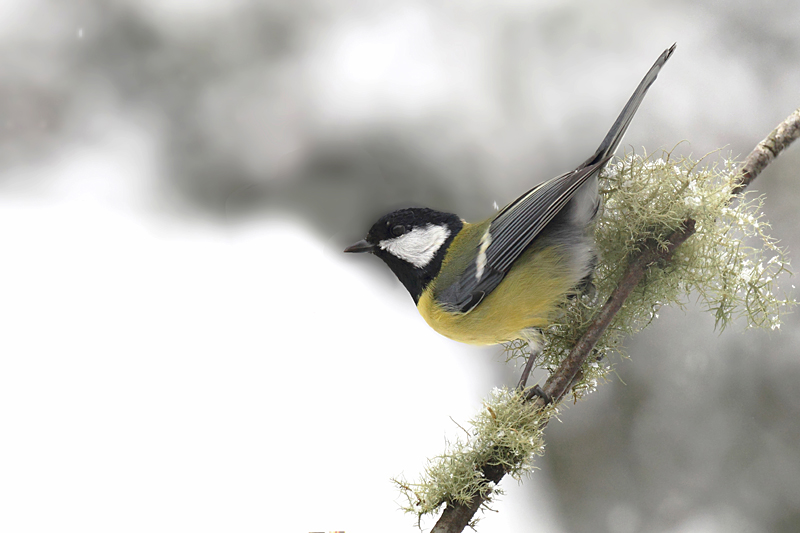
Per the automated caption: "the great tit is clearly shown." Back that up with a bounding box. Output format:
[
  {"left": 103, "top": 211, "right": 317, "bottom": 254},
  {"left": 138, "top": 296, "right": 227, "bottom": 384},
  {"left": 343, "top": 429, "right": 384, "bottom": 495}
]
[{"left": 345, "top": 44, "right": 675, "bottom": 346}]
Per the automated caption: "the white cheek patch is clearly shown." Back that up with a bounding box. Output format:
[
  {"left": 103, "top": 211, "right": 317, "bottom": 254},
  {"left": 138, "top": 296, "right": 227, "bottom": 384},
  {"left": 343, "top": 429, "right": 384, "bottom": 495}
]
[{"left": 379, "top": 224, "right": 450, "bottom": 268}]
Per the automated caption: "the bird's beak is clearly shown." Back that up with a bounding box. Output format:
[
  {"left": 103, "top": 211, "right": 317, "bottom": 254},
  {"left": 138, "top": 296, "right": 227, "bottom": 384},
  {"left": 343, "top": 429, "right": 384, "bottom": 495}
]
[{"left": 344, "top": 239, "right": 375, "bottom": 253}]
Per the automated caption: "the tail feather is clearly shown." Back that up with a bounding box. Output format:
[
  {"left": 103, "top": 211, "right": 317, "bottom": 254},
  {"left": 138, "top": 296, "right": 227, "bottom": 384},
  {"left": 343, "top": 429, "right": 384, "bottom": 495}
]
[{"left": 582, "top": 43, "right": 676, "bottom": 169}]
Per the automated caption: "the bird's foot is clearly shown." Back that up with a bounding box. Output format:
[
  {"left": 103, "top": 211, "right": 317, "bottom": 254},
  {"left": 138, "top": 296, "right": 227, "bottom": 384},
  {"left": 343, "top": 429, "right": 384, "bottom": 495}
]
[{"left": 525, "top": 384, "right": 553, "bottom": 405}]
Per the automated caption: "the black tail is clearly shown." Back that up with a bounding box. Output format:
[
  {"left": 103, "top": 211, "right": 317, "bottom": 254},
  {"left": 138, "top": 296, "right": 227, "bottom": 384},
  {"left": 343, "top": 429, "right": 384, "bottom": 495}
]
[{"left": 582, "top": 43, "right": 676, "bottom": 168}]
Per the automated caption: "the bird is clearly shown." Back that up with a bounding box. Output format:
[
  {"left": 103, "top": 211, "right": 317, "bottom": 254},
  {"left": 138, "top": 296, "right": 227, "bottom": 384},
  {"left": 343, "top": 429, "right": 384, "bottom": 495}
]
[{"left": 344, "top": 44, "right": 675, "bottom": 346}]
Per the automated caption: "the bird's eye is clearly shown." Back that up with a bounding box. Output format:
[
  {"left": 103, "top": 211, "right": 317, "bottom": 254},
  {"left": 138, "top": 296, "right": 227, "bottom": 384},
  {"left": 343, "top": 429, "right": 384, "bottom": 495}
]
[{"left": 391, "top": 224, "right": 407, "bottom": 237}]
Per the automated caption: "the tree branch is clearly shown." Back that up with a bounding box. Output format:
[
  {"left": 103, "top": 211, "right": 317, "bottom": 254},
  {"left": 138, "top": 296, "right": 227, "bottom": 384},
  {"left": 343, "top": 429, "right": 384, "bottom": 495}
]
[
  {"left": 543, "top": 218, "right": 696, "bottom": 403},
  {"left": 734, "top": 107, "right": 800, "bottom": 195},
  {"left": 430, "top": 107, "right": 800, "bottom": 533}
]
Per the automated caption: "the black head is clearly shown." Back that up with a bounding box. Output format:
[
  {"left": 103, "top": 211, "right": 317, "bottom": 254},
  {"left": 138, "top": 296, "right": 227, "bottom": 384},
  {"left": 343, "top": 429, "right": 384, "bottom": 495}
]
[{"left": 345, "top": 207, "right": 463, "bottom": 303}]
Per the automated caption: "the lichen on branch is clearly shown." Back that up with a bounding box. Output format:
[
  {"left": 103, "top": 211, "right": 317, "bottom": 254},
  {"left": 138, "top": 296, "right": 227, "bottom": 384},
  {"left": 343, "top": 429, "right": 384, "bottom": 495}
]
[
  {"left": 393, "top": 387, "right": 555, "bottom": 521},
  {"left": 518, "top": 150, "right": 792, "bottom": 400}
]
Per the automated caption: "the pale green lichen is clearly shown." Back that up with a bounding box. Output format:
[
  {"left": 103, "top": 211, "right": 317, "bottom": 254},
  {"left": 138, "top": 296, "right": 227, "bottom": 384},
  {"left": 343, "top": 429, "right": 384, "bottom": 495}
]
[
  {"left": 393, "top": 387, "right": 555, "bottom": 522},
  {"left": 516, "top": 149, "right": 793, "bottom": 397},
  {"left": 597, "top": 150, "right": 791, "bottom": 333},
  {"left": 396, "top": 150, "right": 793, "bottom": 524}
]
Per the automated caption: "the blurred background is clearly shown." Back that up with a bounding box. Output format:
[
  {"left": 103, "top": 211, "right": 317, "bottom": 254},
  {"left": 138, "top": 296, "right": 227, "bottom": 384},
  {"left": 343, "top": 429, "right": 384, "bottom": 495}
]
[{"left": 1, "top": 0, "right": 799, "bottom": 532}]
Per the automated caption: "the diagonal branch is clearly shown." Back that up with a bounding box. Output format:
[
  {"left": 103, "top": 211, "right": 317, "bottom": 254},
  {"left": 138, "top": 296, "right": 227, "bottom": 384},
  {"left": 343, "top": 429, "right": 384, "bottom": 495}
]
[
  {"left": 430, "top": 107, "right": 800, "bottom": 533},
  {"left": 734, "top": 107, "right": 800, "bottom": 195},
  {"left": 543, "top": 218, "right": 696, "bottom": 403}
]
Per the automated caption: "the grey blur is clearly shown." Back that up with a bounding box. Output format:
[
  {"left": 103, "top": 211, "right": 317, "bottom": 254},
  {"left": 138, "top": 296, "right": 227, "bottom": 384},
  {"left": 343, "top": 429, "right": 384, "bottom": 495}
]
[{"left": 3, "top": 1, "right": 800, "bottom": 532}]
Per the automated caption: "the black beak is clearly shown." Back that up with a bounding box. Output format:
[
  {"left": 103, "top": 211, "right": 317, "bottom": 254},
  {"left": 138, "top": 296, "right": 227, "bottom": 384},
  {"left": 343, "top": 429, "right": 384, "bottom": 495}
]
[{"left": 344, "top": 239, "right": 375, "bottom": 253}]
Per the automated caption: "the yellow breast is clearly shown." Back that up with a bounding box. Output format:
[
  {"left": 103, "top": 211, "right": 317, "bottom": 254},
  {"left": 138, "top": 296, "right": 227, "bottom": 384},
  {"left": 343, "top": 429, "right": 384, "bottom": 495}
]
[{"left": 417, "top": 245, "right": 576, "bottom": 345}]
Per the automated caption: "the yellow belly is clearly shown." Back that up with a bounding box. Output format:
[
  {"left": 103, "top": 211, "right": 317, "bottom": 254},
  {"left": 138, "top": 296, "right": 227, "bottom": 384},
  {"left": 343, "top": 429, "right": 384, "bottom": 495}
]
[{"left": 417, "top": 245, "right": 576, "bottom": 345}]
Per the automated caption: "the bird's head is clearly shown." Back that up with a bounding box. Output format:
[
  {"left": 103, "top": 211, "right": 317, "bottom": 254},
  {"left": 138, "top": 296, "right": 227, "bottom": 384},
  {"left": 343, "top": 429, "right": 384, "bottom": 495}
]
[{"left": 345, "top": 207, "right": 463, "bottom": 303}]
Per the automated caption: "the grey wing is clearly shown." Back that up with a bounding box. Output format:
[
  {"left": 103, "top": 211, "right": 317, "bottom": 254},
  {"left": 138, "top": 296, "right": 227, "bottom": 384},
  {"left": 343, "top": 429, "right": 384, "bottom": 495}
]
[
  {"left": 434, "top": 44, "right": 676, "bottom": 314},
  {"left": 436, "top": 160, "right": 605, "bottom": 314}
]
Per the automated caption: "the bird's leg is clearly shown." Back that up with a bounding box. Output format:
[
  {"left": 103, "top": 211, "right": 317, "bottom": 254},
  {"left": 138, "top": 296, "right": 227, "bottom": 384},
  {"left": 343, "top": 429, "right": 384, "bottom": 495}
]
[
  {"left": 517, "top": 352, "right": 537, "bottom": 390},
  {"left": 516, "top": 333, "right": 552, "bottom": 404},
  {"left": 517, "top": 336, "right": 544, "bottom": 391}
]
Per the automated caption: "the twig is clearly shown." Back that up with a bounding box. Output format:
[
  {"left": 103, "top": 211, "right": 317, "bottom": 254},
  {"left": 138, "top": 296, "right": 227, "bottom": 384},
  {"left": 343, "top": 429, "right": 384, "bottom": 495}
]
[
  {"left": 430, "top": 107, "right": 800, "bottom": 533},
  {"left": 734, "top": 107, "right": 800, "bottom": 195}
]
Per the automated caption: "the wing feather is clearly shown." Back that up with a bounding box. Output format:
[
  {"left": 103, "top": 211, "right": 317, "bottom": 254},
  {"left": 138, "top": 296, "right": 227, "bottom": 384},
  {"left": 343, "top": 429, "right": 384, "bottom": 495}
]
[{"left": 437, "top": 160, "right": 604, "bottom": 313}]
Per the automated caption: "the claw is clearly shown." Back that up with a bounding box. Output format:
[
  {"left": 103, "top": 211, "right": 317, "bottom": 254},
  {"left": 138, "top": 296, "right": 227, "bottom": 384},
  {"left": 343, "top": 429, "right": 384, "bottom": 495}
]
[{"left": 525, "top": 385, "right": 553, "bottom": 404}]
